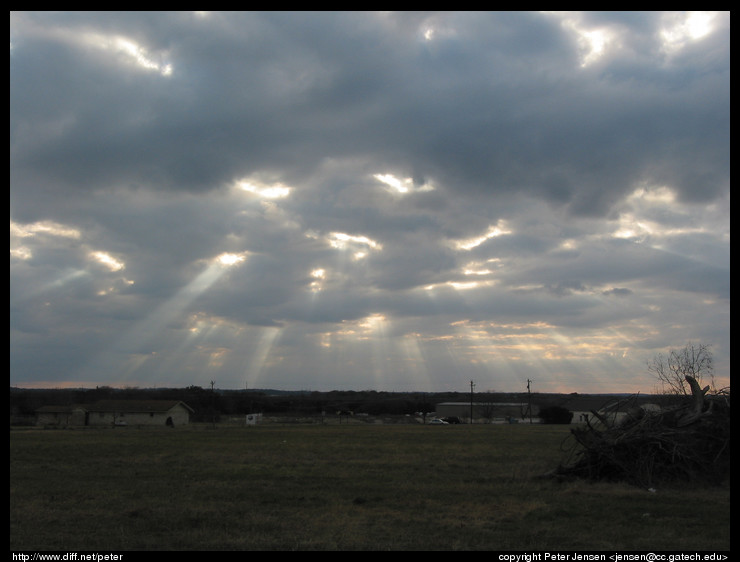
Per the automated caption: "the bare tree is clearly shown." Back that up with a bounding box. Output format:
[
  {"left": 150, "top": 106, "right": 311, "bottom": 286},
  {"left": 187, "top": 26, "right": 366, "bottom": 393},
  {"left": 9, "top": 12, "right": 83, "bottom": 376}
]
[
  {"left": 648, "top": 342, "right": 715, "bottom": 396},
  {"left": 478, "top": 402, "right": 496, "bottom": 423}
]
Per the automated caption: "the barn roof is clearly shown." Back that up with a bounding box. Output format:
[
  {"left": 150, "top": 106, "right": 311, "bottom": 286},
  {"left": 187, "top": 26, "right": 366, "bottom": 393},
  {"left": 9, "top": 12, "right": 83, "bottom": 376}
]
[
  {"left": 35, "top": 404, "right": 85, "bottom": 413},
  {"left": 86, "top": 400, "right": 194, "bottom": 413},
  {"left": 35, "top": 400, "right": 194, "bottom": 414}
]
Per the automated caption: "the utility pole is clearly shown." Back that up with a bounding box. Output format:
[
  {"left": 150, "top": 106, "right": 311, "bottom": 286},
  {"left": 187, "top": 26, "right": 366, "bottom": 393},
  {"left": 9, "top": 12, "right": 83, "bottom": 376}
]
[
  {"left": 470, "top": 380, "right": 475, "bottom": 424},
  {"left": 527, "top": 379, "right": 533, "bottom": 424},
  {"left": 210, "top": 380, "right": 216, "bottom": 429}
]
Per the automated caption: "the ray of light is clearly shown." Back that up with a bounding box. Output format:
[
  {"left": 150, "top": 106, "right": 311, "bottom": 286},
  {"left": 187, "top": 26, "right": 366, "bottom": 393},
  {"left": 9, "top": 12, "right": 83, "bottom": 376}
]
[
  {"left": 245, "top": 326, "right": 283, "bottom": 389},
  {"left": 76, "top": 254, "right": 245, "bottom": 383},
  {"left": 396, "top": 332, "right": 436, "bottom": 391}
]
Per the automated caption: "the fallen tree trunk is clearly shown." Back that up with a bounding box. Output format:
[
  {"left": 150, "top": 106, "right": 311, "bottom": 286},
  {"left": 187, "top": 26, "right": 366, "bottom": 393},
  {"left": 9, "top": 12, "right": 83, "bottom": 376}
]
[{"left": 547, "top": 377, "right": 730, "bottom": 487}]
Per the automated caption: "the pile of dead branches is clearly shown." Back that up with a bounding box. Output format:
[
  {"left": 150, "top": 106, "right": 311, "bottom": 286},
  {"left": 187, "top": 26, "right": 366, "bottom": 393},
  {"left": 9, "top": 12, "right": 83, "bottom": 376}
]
[{"left": 549, "top": 376, "right": 730, "bottom": 487}]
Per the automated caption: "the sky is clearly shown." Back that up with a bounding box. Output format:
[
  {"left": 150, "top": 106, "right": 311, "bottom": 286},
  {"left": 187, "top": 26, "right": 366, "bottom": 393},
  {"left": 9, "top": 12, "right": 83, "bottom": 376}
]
[{"left": 10, "top": 11, "right": 730, "bottom": 394}]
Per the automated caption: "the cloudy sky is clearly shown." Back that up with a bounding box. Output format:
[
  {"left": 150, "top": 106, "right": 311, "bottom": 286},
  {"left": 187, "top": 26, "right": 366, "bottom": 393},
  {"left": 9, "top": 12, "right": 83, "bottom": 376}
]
[{"left": 10, "top": 12, "right": 730, "bottom": 393}]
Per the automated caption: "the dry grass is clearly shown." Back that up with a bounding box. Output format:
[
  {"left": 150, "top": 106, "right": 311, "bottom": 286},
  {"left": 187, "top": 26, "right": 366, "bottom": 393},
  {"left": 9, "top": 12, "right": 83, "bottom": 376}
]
[{"left": 10, "top": 423, "right": 730, "bottom": 551}]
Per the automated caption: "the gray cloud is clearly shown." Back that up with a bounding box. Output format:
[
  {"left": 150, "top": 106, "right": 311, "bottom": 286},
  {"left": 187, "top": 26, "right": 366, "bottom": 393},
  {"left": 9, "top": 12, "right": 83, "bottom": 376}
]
[{"left": 10, "top": 12, "right": 730, "bottom": 392}]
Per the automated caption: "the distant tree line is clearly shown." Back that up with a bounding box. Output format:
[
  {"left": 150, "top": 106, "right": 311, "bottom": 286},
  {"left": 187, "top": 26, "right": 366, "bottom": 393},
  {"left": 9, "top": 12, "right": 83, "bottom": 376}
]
[
  {"left": 11, "top": 386, "right": 483, "bottom": 423},
  {"left": 537, "top": 406, "right": 574, "bottom": 424},
  {"left": 11, "top": 385, "right": 657, "bottom": 425}
]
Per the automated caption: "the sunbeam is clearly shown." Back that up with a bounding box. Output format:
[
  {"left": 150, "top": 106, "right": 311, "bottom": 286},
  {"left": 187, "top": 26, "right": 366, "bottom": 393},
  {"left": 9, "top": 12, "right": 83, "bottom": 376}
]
[
  {"left": 245, "top": 326, "right": 283, "bottom": 389},
  {"left": 76, "top": 254, "right": 245, "bottom": 384}
]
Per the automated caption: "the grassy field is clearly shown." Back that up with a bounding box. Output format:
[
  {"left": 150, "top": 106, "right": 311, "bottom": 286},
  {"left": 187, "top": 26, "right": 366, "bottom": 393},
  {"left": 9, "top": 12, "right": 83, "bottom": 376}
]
[{"left": 10, "top": 423, "right": 730, "bottom": 551}]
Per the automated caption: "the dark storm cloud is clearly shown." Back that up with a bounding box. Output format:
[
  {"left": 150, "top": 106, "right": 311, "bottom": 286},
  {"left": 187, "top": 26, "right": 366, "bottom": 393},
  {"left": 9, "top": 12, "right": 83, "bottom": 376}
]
[
  {"left": 13, "top": 12, "right": 729, "bottom": 212},
  {"left": 10, "top": 12, "right": 730, "bottom": 392}
]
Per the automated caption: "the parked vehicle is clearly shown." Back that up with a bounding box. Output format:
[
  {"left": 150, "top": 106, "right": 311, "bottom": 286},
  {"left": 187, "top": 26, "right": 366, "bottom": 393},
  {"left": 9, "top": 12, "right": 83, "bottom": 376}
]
[{"left": 429, "top": 418, "right": 448, "bottom": 425}]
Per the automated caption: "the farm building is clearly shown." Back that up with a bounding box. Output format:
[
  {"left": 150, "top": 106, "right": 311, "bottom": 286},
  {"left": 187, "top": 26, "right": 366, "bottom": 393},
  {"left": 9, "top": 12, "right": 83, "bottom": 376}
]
[
  {"left": 36, "top": 400, "right": 194, "bottom": 427},
  {"left": 435, "top": 396, "right": 661, "bottom": 424},
  {"left": 86, "top": 400, "right": 194, "bottom": 427},
  {"left": 35, "top": 405, "right": 88, "bottom": 427}
]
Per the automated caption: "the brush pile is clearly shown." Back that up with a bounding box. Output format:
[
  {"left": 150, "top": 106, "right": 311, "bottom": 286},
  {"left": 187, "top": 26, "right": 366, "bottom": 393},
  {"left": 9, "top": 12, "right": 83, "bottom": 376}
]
[{"left": 550, "top": 376, "right": 730, "bottom": 487}]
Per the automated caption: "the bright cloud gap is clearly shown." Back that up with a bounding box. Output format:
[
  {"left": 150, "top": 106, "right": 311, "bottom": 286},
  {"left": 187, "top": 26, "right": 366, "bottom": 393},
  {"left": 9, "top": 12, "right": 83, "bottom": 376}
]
[
  {"left": 216, "top": 252, "right": 247, "bottom": 266},
  {"left": 236, "top": 180, "right": 292, "bottom": 199},
  {"left": 455, "top": 221, "right": 512, "bottom": 250},
  {"left": 373, "top": 173, "right": 434, "bottom": 195}
]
